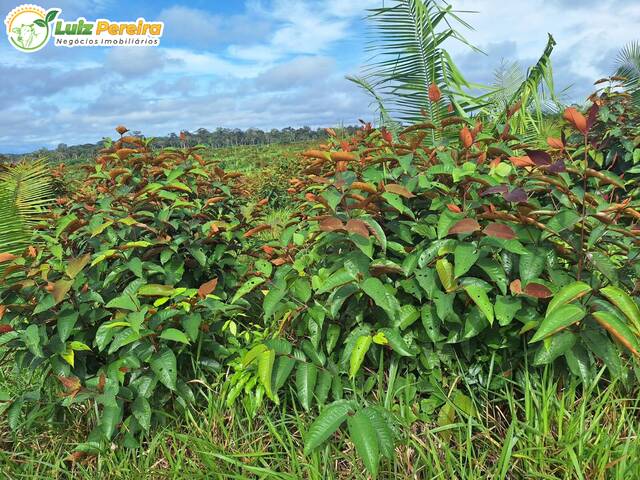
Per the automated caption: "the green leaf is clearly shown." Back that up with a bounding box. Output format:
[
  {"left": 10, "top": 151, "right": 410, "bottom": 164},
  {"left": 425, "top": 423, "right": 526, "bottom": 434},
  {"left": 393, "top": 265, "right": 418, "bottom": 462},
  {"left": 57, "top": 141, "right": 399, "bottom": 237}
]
[
  {"left": 317, "top": 268, "right": 357, "bottom": 295},
  {"left": 464, "top": 285, "right": 494, "bottom": 325},
  {"left": 519, "top": 252, "right": 545, "bottom": 285},
  {"left": 314, "top": 370, "right": 333, "bottom": 406},
  {"left": 592, "top": 310, "right": 640, "bottom": 357},
  {"left": 494, "top": 296, "right": 521, "bottom": 326},
  {"left": 132, "top": 396, "right": 151, "bottom": 431},
  {"left": 231, "top": 277, "right": 266, "bottom": 304},
  {"left": 139, "top": 284, "right": 177, "bottom": 297},
  {"left": 600, "top": 286, "right": 640, "bottom": 335},
  {"left": 546, "top": 281, "right": 592, "bottom": 317},
  {"left": 360, "top": 407, "right": 395, "bottom": 460},
  {"left": 348, "top": 409, "right": 380, "bottom": 478},
  {"left": 304, "top": 400, "right": 354, "bottom": 454},
  {"left": 361, "top": 277, "right": 400, "bottom": 320},
  {"left": 296, "top": 362, "right": 318, "bottom": 411},
  {"left": 349, "top": 335, "right": 372, "bottom": 379},
  {"left": 436, "top": 258, "right": 456, "bottom": 292},
  {"left": 263, "top": 285, "right": 287, "bottom": 319},
  {"left": 453, "top": 243, "right": 479, "bottom": 278},
  {"left": 273, "top": 356, "right": 296, "bottom": 392},
  {"left": 66, "top": 254, "right": 91, "bottom": 279},
  {"left": 57, "top": 311, "right": 79, "bottom": 343},
  {"left": 531, "top": 304, "right": 585, "bottom": 343},
  {"left": 150, "top": 348, "right": 177, "bottom": 391},
  {"left": 159, "top": 328, "right": 190, "bottom": 344},
  {"left": 257, "top": 348, "right": 276, "bottom": 401},
  {"left": 100, "top": 403, "right": 122, "bottom": 439},
  {"left": 22, "top": 324, "right": 42, "bottom": 357},
  {"left": 377, "top": 328, "right": 416, "bottom": 356},
  {"left": 106, "top": 294, "right": 139, "bottom": 311},
  {"left": 533, "top": 331, "right": 576, "bottom": 365}
]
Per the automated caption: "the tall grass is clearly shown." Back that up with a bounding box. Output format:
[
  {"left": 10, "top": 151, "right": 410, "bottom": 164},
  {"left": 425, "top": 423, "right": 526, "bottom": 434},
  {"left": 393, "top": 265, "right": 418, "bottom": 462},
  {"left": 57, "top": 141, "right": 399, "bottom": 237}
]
[{"left": 2, "top": 363, "right": 638, "bottom": 479}]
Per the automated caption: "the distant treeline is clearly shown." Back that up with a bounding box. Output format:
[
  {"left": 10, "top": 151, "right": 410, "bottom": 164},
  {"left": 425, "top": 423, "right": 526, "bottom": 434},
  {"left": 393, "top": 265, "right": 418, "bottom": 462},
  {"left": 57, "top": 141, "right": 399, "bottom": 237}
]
[{"left": 1, "top": 125, "right": 361, "bottom": 164}]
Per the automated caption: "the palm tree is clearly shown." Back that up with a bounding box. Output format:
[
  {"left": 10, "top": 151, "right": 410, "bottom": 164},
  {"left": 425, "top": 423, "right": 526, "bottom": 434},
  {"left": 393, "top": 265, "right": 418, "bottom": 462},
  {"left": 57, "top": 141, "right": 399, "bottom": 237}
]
[
  {"left": 614, "top": 41, "right": 640, "bottom": 99},
  {"left": 0, "top": 159, "right": 54, "bottom": 256},
  {"left": 349, "top": 0, "right": 558, "bottom": 142}
]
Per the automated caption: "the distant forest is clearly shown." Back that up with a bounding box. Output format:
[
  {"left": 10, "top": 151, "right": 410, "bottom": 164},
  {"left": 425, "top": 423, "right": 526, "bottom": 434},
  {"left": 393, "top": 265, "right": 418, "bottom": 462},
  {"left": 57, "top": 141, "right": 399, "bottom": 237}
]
[{"left": 0, "top": 125, "right": 360, "bottom": 163}]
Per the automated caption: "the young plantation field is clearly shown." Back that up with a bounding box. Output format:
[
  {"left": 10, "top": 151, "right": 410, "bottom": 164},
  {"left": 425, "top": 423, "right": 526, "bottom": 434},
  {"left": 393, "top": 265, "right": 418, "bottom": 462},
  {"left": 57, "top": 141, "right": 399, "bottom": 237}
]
[{"left": 2, "top": 1, "right": 640, "bottom": 479}]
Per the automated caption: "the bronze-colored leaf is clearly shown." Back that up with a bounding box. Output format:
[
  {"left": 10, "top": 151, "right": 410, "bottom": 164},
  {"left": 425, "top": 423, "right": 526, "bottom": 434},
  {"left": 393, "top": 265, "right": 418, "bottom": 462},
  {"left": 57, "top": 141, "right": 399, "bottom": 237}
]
[
  {"left": 448, "top": 218, "right": 481, "bottom": 235},
  {"left": 524, "top": 283, "right": 553, "bottom": 298},
  {"left": 345, "top": 219, "right": 370, "bottom": 238},
  {"left": 563, "top": 107, "right": 587, "bottom": 134},
  {"left": 483, "top": 223, "right": 516, "bottom": 240},
  {"left": 198, "top": 278, "right": 218, "bottom": 299},
  {"left": 384, "top": 183, "right": 415, "bottom": 198},
  {"left": 319, "top": 217, "right": 345, "bottom": 232}
]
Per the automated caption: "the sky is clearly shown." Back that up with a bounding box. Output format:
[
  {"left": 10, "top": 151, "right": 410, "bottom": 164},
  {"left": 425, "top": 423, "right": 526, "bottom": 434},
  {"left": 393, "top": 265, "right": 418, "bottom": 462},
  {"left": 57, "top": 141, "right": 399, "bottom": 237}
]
[{"left": 0, "top": 0, "right": 638, "bottom": 153}]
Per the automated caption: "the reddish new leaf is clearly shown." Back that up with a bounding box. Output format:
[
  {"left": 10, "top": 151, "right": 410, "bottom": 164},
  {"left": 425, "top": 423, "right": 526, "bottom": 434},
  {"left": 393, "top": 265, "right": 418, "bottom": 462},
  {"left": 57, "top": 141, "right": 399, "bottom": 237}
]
[
  {"left": 198, "top": 278, "right": 218, "bottom": 299},
  {"left": 460, "top": 127, "right": 473, "bottom": 148},
  {"left": 563, "top": 107, "right": 588, "bottom": 134},
  {"left": 504, "top": 188, "right": 528, "bottom": 203},
  {"left": 525, "top": 149, "right": 552, "bottom": 166},
  {"left": 384, "top": 183, "right": 415, "bottom": 198},
  {"left": 345, "top": 219, "right": 370, "bottom": 238},
  {"left": 447, "top": 204, "right": 462, "bottom": 213},
  {"left": 244, "top": 224, "right": 271, "bottom": 238},
  {"left": 483, "top": 223, "right": 516, "bottom": 240},
  {"left": 547, "top": 137, "right": 564, "bottom": 149},
  {"left": 508, "top": 156, "right": 535, "bottom": 168},
  {"left": 319, "top": 217, "right": 345, "bottom": 232},
  {"left": 0, "top": 253, "right": 17, "bottom": 263},
  {"left": 524, "top": 283, "right": 553, "bottom": 299},
  {"left": 510, "top": 279, "right": 523, "bottom": 295},
  {"left": 448, "top": 218, "right": 481, "bottom": 235}
]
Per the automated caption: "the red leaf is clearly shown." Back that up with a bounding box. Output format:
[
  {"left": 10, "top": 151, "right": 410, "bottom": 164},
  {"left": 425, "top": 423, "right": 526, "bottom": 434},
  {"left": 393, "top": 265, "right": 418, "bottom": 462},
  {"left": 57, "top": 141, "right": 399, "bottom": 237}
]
[
  {"left": 508, "top": 156, "right": 535, "bottom": 167},
  {"left": 345, "top": 219, "right": 370, "bottom": 238},
  {"left": 198, "top": 278, "right": 218, "bottom": 299},
  {"left": 447, "top": 204, "right": 462, "bottom": 213},
  {"left": 483, "top": 223, "right": 516, "bottom": 240},
  {"left": 460, "top": 127, "right": 473, "bottom": 148},
  {"left": 510, "top": 279, "right": 523, "bottom": 295},
  {"left": 547, "top": 137, "right": 564, "bottom": 149},
  {"left": 524, "top": 282, "right": 553, "bottom": 298},
  {"left": 563, "top": 107, "right": 588, "bottom": 134},
  {"left": 243, "top": 224, "right": 271, "bottom": 238},
  {"left": 448, "top": 218, "right": 481, "bottom": 235},
  {"left": 524, "top": 149, "right": 552, "bottom": 166},
  {"left": 504, "top": 188, "right": 528, "bottom": 203},
  {"left": 0, "top": 325, "right": 13, "bottom": 334},
  {"left": 319, "top": 217, "right": 345, "bottom": 232}
]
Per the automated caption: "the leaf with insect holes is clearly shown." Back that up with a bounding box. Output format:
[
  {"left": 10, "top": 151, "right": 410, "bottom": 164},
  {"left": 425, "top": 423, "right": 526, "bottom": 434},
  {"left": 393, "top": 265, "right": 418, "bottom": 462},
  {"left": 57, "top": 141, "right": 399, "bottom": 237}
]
[
  {"left": 530, "top": 304, "right": 585, "bottom": 342},
  {"left": 448, "top": 218, "right": 480, "bottom": 235},
  {"left": 304, "top": 400, "right": 354, "bottom": 454},
  {"left": 483, "top": 223, "right": 516, "bottom": 240},
  {"left": 592, "top": 310, "right": 640, "bottom": 357},
  {"left": 454, "top": 243, "right": 479, "bottom": 278},
  {"left": 150, "top": 348, "right": 177, "bottom": 390},
  {"left": 464, "top": 284, "right": 494, "bottom": 325}
]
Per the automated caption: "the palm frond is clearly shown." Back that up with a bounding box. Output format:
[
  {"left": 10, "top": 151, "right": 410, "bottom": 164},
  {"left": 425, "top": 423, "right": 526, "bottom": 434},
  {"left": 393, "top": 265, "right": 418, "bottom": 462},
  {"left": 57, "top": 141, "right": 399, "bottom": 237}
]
[
  {"left": 353, "top": 0, "right": 477, "bottom": 140},
  {"left": 0, "top": 159, "right": 54, "bottom": 255},
  {"left": 614, "top": 41, "right": 640, "bottom": 90}
]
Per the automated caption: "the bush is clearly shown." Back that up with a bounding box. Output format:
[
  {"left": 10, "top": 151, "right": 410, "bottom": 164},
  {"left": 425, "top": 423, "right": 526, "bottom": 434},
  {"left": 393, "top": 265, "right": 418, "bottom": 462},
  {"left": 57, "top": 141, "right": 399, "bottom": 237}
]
[{"left": 0, "top": 130, "right": 260, "bottom": 447}]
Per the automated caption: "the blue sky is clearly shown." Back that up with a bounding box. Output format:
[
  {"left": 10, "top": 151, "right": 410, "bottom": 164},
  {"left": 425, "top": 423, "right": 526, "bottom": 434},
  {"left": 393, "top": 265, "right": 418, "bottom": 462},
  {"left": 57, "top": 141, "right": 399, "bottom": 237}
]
[{"left": 1, "top": 0, "right": 638, "bottom": 153}]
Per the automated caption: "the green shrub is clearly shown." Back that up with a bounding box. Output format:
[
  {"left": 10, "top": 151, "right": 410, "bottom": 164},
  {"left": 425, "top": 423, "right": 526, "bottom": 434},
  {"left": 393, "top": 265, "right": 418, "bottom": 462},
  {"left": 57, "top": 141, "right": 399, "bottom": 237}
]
[{"left": 0, "top": 130, "right": 258, "bottom": 447}]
